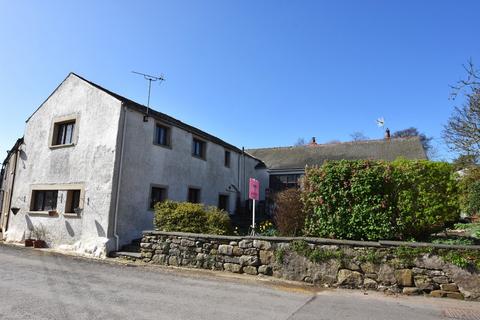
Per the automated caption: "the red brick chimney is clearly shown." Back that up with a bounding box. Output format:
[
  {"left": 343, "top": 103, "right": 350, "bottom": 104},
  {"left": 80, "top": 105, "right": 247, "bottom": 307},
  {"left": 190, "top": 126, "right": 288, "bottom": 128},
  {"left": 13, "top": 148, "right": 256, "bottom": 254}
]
[{"left": 309, "top": 137, "right": 317, "bottom": 146}]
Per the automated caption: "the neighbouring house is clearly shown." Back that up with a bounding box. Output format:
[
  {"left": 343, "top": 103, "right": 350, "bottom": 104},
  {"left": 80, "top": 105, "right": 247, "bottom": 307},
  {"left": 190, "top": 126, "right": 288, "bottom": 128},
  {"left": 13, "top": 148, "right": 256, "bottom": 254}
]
[
  {"left": 247, "top": 136, "right": 427, "bottom": 193},
  {"left": 0, "top": 73, "right": 268, "bottom": 257},
  {"left": 0, "top": 138, "right": 24, "bottom": 237}
]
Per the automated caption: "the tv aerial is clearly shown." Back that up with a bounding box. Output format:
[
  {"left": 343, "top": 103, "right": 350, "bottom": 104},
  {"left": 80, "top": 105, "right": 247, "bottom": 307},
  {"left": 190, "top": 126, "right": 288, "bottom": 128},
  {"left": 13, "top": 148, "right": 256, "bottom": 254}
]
[
  {"left": 132, "top": 71, "right": 165, "bottom": 122},
  {"left": 376, "top": 117, "right": 385, "bottom": 128}
]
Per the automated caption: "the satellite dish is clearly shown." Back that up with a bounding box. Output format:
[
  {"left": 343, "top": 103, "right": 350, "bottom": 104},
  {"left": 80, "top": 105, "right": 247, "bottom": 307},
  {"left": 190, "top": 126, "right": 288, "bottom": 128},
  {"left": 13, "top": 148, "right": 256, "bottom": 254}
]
[{"left": 376, "top": 117, "right": 385, "bottom": 128}]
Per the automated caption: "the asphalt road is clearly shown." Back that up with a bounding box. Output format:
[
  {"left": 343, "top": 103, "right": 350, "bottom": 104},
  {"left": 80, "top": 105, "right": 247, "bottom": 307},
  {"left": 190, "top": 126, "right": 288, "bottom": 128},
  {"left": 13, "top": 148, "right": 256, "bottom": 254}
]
[{"left": 0, "top": 244, "right": 479, "bottom": 320}]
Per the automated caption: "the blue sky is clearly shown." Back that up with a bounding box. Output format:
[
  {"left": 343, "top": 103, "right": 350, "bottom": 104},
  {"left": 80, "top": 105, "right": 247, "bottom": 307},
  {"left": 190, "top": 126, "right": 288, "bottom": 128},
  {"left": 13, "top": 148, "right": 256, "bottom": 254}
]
[{"left": 1, "top": 1, "right": 479, "bottom": 161}]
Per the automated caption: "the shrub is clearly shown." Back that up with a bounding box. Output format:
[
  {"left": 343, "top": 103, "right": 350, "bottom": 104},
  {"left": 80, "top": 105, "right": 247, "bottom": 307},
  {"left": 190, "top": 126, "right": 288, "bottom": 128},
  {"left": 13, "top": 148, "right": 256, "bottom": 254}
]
[
  {"left": 458, "top": 166, "right": 480, "bottom": 217},
  {"left": 303, "top": 159, "right": 460, "bottom": 241},
  {"left": 303, "top": 160, "right": 397, "bottom": 240},
  {"left": 274, "top": 188, "right": 306, "bottom": 236},
  {"left": 154, "top": 200, "right": 232, "bottom": 235},
  {"left": 392, "top": 159, "right": 460, "bottom": 239}
]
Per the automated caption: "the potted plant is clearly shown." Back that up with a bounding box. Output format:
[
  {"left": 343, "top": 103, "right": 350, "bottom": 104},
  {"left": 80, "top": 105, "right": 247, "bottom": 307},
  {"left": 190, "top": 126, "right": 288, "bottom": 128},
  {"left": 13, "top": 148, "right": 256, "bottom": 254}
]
[
  {"left": 24, "top": 231, "right": 34, "bottom": 247},
  {"left": 32, "top": 224, "right": 48, "bottom": 248}
]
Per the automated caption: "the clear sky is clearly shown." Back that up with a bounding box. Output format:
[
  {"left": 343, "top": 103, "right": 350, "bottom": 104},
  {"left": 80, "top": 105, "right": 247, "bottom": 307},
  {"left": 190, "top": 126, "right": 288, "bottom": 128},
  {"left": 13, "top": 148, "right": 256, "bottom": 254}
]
[{"left": 1, "top": 1, "right": 479, "bottom": 161}]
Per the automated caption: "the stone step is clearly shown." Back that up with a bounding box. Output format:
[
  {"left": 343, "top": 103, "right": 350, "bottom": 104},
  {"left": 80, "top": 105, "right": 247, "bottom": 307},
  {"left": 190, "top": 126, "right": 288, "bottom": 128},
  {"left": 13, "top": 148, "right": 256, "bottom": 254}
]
[
  {"left": 111, "top": 251, "right": 142, "bottom": 259},
  {"left": 121, "top": 244, "right": 141, "bottom": 253},
  {"left": 130, "top": 238, "right": 142, "bottom": 245}
]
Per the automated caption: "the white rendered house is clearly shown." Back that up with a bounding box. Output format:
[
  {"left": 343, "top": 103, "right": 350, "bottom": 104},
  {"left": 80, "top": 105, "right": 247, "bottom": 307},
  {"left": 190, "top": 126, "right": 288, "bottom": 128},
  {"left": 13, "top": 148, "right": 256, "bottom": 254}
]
[{"left": 0, "top": 73, "right": 267, "bottom": 257}]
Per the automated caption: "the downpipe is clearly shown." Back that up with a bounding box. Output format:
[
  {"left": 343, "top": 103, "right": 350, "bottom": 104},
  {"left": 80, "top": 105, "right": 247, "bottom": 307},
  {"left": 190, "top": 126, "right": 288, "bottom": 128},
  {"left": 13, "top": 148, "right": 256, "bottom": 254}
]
[{"left": 113, "top": 105, "right": 128, "bottom": 251}]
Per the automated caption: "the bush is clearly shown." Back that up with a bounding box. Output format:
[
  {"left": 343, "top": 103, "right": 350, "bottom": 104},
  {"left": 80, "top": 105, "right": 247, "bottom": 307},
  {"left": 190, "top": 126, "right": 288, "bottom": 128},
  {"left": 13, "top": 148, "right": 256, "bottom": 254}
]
[
  {"left": 458, "top": 166, "right": 480, "bottom": 217},
  {"left": 154, "top": 200, "right": 232, "bottom": 235},
  {"left": 392, "top": 159, "right": 460, "bottom": 239},
  {"left": 303, "top": 160, "right": 397, "bottom": 240},
  {"left": 303, "top": 159, "right": 460, "bottom": 241},
  {"left": 274, "top": 188, "right": 306, "bottom": 236}
]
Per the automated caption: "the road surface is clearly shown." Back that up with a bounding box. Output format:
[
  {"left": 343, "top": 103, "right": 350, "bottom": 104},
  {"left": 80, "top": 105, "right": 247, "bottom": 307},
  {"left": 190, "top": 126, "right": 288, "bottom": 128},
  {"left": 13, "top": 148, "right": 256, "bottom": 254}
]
[{"left": 0, "top": 244, "right": 479, "bottom": 320}]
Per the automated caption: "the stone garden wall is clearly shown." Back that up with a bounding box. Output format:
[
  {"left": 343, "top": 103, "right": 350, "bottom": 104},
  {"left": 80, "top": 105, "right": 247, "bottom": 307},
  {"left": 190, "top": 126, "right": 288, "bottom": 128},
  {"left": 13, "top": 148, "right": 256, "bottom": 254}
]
[{"left": 140, "top": 231, "right": 480, "bottom": 301}]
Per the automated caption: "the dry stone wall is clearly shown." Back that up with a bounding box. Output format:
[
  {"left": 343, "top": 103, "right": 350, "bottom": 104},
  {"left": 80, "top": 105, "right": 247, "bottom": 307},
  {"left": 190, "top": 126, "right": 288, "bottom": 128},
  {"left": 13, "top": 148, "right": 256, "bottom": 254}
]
[{"left": 141, "top": 231, "right": 480, "bottom": 301}]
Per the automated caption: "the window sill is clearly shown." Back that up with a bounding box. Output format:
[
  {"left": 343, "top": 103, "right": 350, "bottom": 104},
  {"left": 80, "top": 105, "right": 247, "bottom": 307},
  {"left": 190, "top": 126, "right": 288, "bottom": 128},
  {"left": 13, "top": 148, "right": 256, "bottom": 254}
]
[
  {"left": 49, "top": 143, "right": 75, "bottom": 150},
  {"left": 63, "top": 213, "right": 81, "bottom": 218},
  {"left": 28, "top": 211, "right": 52, "bottom": 216},
  {"left": 192, "top": 154, "right": 206, "bottom": 161},
  {"left": 153, "top": 143, "right": 172, "bottom": 150}
]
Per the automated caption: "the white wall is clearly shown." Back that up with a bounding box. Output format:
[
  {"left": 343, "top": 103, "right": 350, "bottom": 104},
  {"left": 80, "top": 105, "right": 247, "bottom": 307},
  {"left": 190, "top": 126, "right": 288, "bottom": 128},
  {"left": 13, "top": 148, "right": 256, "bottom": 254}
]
[
  {"left": 5, "top": 74, "right": 122, "bottom": 256},
  {"left": 115, "top": 108, "right": 266, "bottom": 246}
]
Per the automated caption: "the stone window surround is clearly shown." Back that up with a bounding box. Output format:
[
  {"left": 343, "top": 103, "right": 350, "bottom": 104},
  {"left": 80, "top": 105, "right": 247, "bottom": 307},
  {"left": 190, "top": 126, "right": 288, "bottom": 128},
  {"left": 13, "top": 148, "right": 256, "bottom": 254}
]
[
  {"left": 152, "top": 121, "right": 172, "bottom": 149},
  {"left": 147, "top": 183, "right": 168, "bottom": 211},
  {"left": 48, "top": 114, "right": 80, "bottom": 149},
  {"left": 28, "top": 183, "right": 85, "bottom": 217}
]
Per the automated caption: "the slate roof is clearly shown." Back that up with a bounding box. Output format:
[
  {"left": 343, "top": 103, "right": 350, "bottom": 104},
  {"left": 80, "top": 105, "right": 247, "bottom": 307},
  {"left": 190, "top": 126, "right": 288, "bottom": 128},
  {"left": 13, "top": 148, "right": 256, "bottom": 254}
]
[
  {"left": 26, "top": 72, "right": 263, "bottom": 162},
  {"left": 247, "top": 137, "right": 427, "bottom": 171}
]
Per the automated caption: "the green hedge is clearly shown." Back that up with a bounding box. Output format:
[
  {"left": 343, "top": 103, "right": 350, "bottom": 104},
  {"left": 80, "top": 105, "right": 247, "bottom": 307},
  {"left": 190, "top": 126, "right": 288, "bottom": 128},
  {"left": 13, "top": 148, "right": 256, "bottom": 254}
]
[
  {"left": 154, "top": 200, "right": 232, "bottom": 235},
  {"left": 458, "top": 166, "right": 480, "bottom": 217},
  {"left": 303, "top": 159, "right": 460, "bottom": 240}
]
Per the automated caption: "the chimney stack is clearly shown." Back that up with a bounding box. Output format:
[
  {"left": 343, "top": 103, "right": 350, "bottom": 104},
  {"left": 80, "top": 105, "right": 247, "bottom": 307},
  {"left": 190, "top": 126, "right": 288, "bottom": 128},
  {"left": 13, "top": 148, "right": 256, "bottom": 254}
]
[
  {"left": 385, "top": 128, "right": 391, "bottom": 140},
  {"left": 309, "top": 137, "right": 317, "bottom": 146}
]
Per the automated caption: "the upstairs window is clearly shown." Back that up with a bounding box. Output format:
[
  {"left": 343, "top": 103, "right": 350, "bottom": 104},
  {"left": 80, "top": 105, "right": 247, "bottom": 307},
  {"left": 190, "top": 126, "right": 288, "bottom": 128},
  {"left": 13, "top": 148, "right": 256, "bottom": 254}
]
[
  {"left": 53, "top": 121, "right": 75, "bottom": 146},
  {"left": 32, "top": 190, "right": 58, "bottom": 211},
  {"left": 224, "top": 150, "right": 231, "bottom": 168},
  {"left": 188, "top": 187, "right": 201, "bottom": 203},
  {"left": 154, "top": 123, "right": 171, "bottom": 147},
  {"left": 192, "top": 138, "right": 206, "bottom": 159},
  {"left": 150, "top": 186, "right": 167, "bottom": 209}
]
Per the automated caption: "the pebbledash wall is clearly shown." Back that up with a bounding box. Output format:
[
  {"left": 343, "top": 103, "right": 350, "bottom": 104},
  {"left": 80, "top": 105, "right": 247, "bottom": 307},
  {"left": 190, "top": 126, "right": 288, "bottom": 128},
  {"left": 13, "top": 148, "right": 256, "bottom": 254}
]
[{"left": 140, "top": 231, "right": 480, "bottom": 301}]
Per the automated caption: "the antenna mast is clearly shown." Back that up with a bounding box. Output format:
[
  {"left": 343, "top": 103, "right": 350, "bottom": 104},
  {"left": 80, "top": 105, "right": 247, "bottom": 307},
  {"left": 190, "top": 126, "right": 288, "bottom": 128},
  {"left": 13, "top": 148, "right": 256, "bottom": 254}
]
[{"left": 132, "top": 71, "right": 165, "bottom": 122}]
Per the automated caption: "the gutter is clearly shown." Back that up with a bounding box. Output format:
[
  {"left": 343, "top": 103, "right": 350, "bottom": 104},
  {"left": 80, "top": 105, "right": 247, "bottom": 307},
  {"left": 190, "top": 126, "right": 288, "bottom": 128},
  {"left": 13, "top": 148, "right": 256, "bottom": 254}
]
[{"left": 113, "top": 105, "right": 128, "bottom": 251}]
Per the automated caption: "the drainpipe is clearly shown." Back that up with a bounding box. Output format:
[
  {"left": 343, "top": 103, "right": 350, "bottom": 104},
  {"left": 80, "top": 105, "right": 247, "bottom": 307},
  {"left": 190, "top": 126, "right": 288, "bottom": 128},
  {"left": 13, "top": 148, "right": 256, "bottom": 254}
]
[
  {"left": 242, "top": 147, "right": 246, "bottom": 207},
  {"left": 113, "top": 105, "right": 128, "bottom": 251},
  {"left": 5, "top": 142, "right": 21, "bottom": 233}
]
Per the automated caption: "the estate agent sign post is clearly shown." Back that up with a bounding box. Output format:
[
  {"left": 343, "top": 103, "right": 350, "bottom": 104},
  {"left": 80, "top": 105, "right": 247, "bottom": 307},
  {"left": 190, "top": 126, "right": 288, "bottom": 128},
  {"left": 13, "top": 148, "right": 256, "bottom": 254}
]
[{"left": 249, "top": 178, "right": 260, "bottom": 236}]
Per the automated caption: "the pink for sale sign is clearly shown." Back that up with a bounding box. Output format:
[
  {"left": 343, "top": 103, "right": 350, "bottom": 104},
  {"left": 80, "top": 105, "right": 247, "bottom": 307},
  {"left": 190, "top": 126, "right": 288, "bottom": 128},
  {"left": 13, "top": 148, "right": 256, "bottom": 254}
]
[{"left": 249, "top": 178, "right": 260, "bottom": 201}]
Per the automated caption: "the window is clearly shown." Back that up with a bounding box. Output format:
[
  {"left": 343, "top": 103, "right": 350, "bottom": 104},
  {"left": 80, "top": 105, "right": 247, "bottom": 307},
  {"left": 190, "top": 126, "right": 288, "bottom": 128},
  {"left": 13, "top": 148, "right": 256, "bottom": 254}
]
[
  {"left": 224, "top": 150, "right": 231, "bottom": 167},
  {"left": 269, "top": 174, "right": 302, "bottom": 192},
  {"left": 188, "top": 187, "right": 201, "bottom": 203},
  {"left": 65, "top": 190, "right": 81, "bottom": 213},
  {"left": 32, "top": 190, "right": 58, "bottom": 211},
  {"left": 53, "top": 121, "right": 75, "bottom": 146},
  {"left": 154, "top": 123, "right": 171, "bottom": 147},
  {"left": 150, "top": 186, "right": 167, "bottom": 209},
  {"left": 192, "top": 138, "right": 206, "bottom": 159},
  {"left": 218, "top": 194, "right": 229, "bottom": 212}
]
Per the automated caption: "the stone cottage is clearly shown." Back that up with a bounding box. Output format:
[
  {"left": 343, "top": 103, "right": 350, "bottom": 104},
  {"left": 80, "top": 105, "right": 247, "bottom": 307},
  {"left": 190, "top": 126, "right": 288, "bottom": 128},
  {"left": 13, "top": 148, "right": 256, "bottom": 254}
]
[{"left": 0, "top": 73, "right": 268, "bottom": 256}]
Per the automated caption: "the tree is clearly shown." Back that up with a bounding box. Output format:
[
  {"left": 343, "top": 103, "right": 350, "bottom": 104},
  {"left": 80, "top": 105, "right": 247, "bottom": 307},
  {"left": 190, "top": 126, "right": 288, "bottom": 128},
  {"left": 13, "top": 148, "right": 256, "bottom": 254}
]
[
  {"left": 294, "top": 138, "right": 306, "bottom": 146},
  {"left": 392, "top": 127, "right": 432, "bottom": 153},
  {"left": 350, "top": 131, "right": 369, "bottom": 141},
  {"left": 443, "top": 60, "right": 480, "bottom": 157},
  {"left": 453, "top": 154, "right": 478, "bottom": 170}
]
